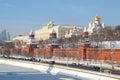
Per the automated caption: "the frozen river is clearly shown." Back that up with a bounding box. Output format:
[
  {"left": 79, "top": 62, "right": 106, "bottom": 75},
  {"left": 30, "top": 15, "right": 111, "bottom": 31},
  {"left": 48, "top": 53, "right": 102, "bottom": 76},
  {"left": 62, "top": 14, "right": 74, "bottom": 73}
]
[{"left": 0, "top": 63, "right": 80, "bottom": 80}]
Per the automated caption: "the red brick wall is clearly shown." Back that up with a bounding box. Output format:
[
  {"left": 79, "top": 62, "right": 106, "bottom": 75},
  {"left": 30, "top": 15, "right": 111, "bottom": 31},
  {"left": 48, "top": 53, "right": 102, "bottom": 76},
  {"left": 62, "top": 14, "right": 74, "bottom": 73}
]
[
  {"left": 52, "top": 47, "right": 120, "bottom": 62},
  {"left": 21, "top": 43, "right": 120, "bottom": 62},
  {"left": 53, "top": 48, "right": 79, "bottom": 59},
  {"left": 24, "top": 44, "right": 37, "bottom": 53},
  {"left": 86, "top": 48, "right": 120, "bottom": 61}
]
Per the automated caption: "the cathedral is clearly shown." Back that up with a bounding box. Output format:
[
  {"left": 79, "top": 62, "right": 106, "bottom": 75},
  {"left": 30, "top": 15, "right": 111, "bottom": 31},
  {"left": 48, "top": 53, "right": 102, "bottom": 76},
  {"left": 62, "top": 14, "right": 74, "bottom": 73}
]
[{"left": 87, "top": 15, "right": 106, "bottom": 35}]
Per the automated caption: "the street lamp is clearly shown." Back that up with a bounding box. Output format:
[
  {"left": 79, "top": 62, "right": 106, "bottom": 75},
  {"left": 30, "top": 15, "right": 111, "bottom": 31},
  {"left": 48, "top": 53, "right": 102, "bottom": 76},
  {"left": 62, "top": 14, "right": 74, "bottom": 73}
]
[
  {"left": 99, "top": 40, "right": 102, "bottom": 72},
  {"left": 65, "top": 34, "right": 69, "bottom": 66},
  {"left": 110, "top": 41, "right": 115, "bottom": 69},
  {"left": 75, "top": 32, "right": 80, "bottom": 65},
  {"left": 97, "top": 27, "right": 103, "bottom": 72},
  {"left": 75, "top": 33, "right": 79, "bottom": 48}
]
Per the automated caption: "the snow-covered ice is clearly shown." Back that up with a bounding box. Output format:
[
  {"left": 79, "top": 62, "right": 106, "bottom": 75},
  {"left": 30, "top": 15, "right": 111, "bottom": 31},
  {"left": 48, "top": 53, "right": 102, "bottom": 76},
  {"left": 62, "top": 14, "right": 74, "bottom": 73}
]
[{"left": 0, "top": 63, "right": 80, "bottom": 80}]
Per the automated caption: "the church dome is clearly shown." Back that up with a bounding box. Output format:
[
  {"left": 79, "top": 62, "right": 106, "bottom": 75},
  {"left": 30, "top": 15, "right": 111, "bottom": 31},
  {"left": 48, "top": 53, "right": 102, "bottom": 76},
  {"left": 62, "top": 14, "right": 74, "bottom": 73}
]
[
  {"left": 94, "top": 15, "right": 100, "bottom": 22},
  {"left": 47, "top": 21, "right": 54, "bottom": 26}
]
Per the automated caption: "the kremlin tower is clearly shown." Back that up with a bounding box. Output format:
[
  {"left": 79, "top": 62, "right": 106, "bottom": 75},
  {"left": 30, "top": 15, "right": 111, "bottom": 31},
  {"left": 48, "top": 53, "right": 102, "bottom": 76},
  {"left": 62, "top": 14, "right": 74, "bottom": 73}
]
[
  {"left": 80, "top": 27, "right": 90, "bottom": 60},
  {"left": 45, "top": 28, "right": 59, "bottom": 58},
  {"left": 81, "top": 27, "right": 90, "bottom": 48},
  {"left": 24, "top": 30, "right": 37, "bottom": 53},
  {"left": 47, "top": 28, "right": 59, "bottom": 51},
  {"left": 48, "top": 28, "right": 59, "bottom": 47}
]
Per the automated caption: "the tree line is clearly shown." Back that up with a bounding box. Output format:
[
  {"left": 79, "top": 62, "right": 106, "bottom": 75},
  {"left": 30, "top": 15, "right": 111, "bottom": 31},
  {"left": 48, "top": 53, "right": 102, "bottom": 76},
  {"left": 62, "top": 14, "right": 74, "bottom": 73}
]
[{"left": 91, "top": 25, "right": 120, "bottom": 42}]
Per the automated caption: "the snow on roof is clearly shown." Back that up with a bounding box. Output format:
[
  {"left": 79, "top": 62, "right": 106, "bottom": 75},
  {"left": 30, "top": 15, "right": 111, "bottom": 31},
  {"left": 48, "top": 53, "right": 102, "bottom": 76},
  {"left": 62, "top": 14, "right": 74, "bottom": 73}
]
[
  {"left": 50, "top": 28, "right": 56, "bottom": 33},
  {"left": 83, "top": 27, "right": 87, "bottom": 32},
  {"left": 57, "top": 25, "right": 83, "bottom": 29},
  {"left": 102, "top": 41, "right": 120, "bottom": 49},
  {"left": 91, "top": 41, "right": 120, "bottom": 49}
]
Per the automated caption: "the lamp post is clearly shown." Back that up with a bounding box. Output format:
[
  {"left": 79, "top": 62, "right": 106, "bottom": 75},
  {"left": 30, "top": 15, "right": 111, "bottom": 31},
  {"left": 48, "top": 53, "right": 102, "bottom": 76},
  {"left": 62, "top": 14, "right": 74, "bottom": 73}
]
[
  {"left": 75, "top": 33, "right": 80, "bottom": 65},
  {"left": 75, "top": 33, "right": 78, "bottom": 48},
  {"left": 43, "top": 41, "right": 46, "bottom": 59},
  {"left": 100, "top": 40, "right": 102, "bottom": 72},
  {"left": 97, "top": 27, "right": 103, "bottom": 72},
  {"left": 65, "top": 34, "right": 69, "bottom": 66},
  {"left": 110, "top": 41, "right": 115, "bottom": 69}
]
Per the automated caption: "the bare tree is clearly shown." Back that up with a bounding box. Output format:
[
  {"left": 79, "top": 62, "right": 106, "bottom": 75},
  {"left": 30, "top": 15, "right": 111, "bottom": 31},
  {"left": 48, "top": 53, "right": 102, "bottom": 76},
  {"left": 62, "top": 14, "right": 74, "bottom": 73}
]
[
  {"left": 110, "top": 40, "right": 116, "bottom": 69},
  {"left": 114, "top": 25, "right": 120, "bottom": 40}
]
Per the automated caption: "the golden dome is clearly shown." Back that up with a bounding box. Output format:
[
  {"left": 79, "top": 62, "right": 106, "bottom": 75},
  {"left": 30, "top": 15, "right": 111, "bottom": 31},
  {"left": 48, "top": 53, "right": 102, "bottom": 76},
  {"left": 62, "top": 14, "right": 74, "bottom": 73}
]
[{"left": 94, "top": 15, "right": 100, "bottom": 22}]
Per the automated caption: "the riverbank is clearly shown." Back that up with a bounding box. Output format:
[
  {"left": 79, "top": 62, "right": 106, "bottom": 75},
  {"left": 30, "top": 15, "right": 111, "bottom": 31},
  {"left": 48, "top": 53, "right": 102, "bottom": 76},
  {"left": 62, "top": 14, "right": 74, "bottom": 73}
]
[{"left": 0, "top": 58, "right": 119, "bottom": 80}]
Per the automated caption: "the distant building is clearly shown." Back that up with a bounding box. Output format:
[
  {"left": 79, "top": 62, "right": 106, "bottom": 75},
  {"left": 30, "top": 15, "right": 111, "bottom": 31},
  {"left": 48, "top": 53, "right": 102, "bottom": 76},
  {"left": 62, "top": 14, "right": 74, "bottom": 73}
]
[
  {"left": 12, "top": 35, "right": 28, "bottom": 43},
  {"left": 87, "top": 15, "right": 106, "bottom": 35},
  {"left": 0, "top": 29, "right": 9, "bottom": 41},
  {"left": 35, "top": 21, "right": 83, "bottom": 41},
  {"left": 7, "top": 32, "right": 11, "bottom": 41},
  {"left": 12, "top": 15, "right": 106, "bottom": 42}
]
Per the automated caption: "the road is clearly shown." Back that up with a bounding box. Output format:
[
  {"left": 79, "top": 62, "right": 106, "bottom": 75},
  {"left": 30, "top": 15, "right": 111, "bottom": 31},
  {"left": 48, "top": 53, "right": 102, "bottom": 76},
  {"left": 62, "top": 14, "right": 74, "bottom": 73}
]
[
  {"left": 55, "top": 62, "right": 120, "bottom": 75},
  {"left": 0, "top": 63, "right": 80, "bottom": 80}
]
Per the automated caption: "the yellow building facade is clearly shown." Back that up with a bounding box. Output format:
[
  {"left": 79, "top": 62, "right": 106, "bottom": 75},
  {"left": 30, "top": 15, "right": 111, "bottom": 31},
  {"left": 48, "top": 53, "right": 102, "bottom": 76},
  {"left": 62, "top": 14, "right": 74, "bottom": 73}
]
[
  {"left": 12, "top": 21, "right": 83, "bottom": 43},
  {"left": 35, "top": 21, "right": 83, "bottom": 41}
]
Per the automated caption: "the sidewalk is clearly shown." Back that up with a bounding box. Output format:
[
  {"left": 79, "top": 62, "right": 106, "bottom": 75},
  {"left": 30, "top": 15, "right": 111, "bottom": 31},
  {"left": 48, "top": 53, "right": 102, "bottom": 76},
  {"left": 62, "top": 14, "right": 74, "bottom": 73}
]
[
  {"left": 0, "top": 58, "right": 120, "bottom": 80},
  {"left": 43, "top": 58, "right": 120, "bottom": 70}
]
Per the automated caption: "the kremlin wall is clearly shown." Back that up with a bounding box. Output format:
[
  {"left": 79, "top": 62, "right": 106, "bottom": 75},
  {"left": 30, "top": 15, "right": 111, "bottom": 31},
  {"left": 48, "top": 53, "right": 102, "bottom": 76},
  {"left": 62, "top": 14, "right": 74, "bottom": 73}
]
[
  {"left": 22, "top": 25, "right": 120, "bottom": 62},
  {"left": 1, "top": 15, "right": 120, "bottom": 62}
]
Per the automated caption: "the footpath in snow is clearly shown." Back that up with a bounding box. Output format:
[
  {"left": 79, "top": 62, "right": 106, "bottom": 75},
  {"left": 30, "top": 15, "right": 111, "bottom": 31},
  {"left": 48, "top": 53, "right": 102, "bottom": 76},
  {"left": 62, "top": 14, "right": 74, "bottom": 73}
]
[{"left": 0, "top": 58, "right": 120, "bottom": 80}]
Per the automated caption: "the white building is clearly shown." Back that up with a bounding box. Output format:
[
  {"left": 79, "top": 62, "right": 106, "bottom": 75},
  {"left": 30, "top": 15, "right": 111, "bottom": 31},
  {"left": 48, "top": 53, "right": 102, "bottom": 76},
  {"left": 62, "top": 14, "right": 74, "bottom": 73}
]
[
  {"left": 87, "top": 15, "right": 106, "bottom": 35},
  {"left": 12, "top": 36, "right": 28, "bottom": 43}
]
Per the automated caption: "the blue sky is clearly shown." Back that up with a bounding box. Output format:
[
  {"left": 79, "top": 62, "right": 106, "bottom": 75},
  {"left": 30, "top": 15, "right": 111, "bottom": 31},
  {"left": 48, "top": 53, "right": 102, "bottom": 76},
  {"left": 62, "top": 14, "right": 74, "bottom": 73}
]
[{"left": 0, "top": 0, "right": 120, "bottom": 38}]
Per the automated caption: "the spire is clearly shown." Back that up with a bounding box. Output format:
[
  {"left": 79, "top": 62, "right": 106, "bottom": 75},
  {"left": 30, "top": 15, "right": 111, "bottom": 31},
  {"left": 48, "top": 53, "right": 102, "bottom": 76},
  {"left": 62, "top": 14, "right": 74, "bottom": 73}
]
[
  {"left": 29, "top": 29, "right": 34, "bottom": 35},
  {"left": 50, "top": 28, "right": 56, "bottom": 33}
]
